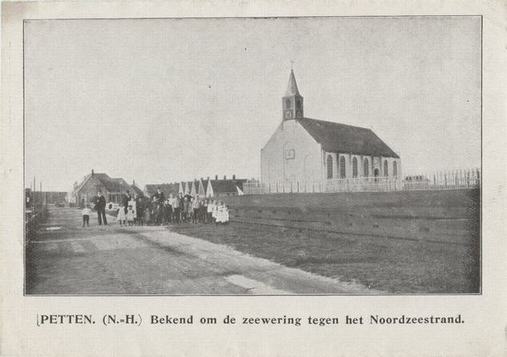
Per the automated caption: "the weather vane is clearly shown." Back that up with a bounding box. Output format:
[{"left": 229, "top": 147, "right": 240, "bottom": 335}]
[{"left": 290, "top": 60, "right": 294, "bottom": 70}]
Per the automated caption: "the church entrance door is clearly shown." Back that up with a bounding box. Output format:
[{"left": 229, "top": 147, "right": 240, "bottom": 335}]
[{"left": 374, "top": 168, "right": 379, "bottom": 182}]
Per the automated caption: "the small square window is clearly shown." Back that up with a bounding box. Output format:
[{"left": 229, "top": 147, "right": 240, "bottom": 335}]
[{"left": 285, "top": 149, "right": 295, "bottom": 160}]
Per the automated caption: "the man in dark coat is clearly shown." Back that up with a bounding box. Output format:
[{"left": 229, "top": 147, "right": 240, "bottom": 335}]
[
  {"left": 123, "top": 190, "right": 132, "bottom": 214},
  {"left": 96, "top": 191, "right": 107, "bottom": 225},
  {"left": 173, "top": 193, "right": 182, "bottom": 224},
  {"left": 135, "top": 194, "right": 144, "bottom": 226},
  {"left": 152, "top": 188, "right": 165, "bottom": 225}
]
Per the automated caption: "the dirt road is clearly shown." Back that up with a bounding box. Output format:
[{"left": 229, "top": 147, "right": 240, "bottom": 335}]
[{"left": 26, "top": 206, "right": 376, "bottom": 295}]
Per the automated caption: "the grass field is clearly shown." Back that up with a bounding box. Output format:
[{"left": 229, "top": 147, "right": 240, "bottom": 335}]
[{"left": 171, "top": 222, "right": 480, "bottom": 294}]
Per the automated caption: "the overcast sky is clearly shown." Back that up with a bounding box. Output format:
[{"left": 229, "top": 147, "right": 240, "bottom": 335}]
[{"left": 25, "top": 16, "right": 481, "bottom": 191}]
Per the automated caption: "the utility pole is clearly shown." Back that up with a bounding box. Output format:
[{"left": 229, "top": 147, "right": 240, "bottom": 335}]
[{"left": 33, "top": 176, "right": 36, "bottom": 210}]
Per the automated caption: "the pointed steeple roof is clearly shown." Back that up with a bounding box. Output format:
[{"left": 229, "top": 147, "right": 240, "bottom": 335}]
[{"left": 285, "top": 69, "right": 301, "bottom": 97}]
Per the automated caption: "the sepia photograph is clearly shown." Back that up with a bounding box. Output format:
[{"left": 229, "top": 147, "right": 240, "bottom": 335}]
[{"left": 24, "top": 16, "right": 481, "bottom": 295}]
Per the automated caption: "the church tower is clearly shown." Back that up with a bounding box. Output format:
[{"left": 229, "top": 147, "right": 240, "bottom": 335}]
[{"left": 282, "top": 69, "right": 304, "bottom": 121}]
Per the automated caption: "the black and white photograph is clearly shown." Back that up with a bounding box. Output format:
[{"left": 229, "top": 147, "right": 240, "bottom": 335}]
[{"left": 24, "top": 16, "right": 481, "bottom": 295}]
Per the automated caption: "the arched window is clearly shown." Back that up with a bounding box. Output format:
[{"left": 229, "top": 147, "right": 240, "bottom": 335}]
[
  {"left": 326, "top": 155, "right": 333, "bottom": 179},
  {"left": 383, "top": 160, "right": 389, "bottom": 176},
  {"left": 393, "top": 161, "right": 398, "bottom": 177},
  {"left": 363, "top": 158, "right": 369, "bottom": 177},
  {"left": 352, "top": 157, "right": 358, "bottom": 178},
  {"left": 339, "top": 156, "right": 346, "bottom": 178}
]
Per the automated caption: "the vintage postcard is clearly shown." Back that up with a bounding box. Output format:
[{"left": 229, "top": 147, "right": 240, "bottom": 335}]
[
  {"left": 1, "top": 1, "right": 505, "bottom": 356},
  {"left": 23, "top": 16, "right": 481, "bottom": 296}
]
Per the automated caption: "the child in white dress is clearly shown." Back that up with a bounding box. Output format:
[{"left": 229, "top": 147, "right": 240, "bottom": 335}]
[
  {"left": 216, "top": 202, "right": 226, "bottom": 224},
  {"left": 223, "top": 205, "right": 230, "bottom": 224},
  {"left": 212, "top": 200, "right": 219, "bottom": 224},
  {"left": 126, "top": 205, "right": 135, "bottom": 226},
  {"left": 117, "top": 205, "right": 126, "bottom": 226}
]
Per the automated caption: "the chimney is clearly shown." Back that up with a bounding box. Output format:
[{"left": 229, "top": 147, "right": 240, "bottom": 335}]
[
  {"left": 207, "top": 176, "right": 210, "bottom": 180},
  {"left": 224, "top": 175, "right": 227, "bottom": 180},
  {"left": 133, "top": 179, "right": 136, "bottom": 186},
  {"left": 91, "top": 169, "right": 94, "bottom": 176},
  {"left": 233, "top": 174, "right": 236, "bottom": 180},
  {"left": 215, "top": 175, "right": 218, "bottom": 180}
]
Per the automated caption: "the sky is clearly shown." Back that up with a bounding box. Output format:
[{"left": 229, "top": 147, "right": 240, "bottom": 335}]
[{"left": 24, "top": 16, "right": 481, "bottom": 191}]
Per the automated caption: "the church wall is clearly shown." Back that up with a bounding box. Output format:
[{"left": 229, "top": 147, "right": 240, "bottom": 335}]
[
  {"left": 364, "top": 155, "right": 374, "bottom": 177},
  {"left": 370, "top": 156, "right": 402, "bottom": 177},
  {"left": 372, "top": 156, "right": 382, "bottom": 176},
  {"left": 332, "top": 153, "right": 372, "bottom": 179},
  {"left": 261, "top": 119, "right": 323, "bottom": 186},
  {"left": 351, "top": 154, "right": 361, "bottom": 178},
  {"left": 396, "top": 158, "right": 402, "bottom": 178},
  {"left": 337, "top": 153, "right": 348, "bottom": 178},
  {"left": 323, "top": 152, "right": 339, "bottom": 179},
  {"left": 325, "top": 153, "right": 401, "bottom": 179},
  {"left": 363, "top": 155, "right": 374, "bottom": 177},
  {"left": 387, "top": 157, "right": 402, "bottom": 178}
]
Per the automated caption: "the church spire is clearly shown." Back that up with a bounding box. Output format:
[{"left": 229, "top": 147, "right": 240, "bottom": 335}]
[
  {"left": 282, "top": 69, "right": 304, "bottom": 120},
  {"left": 285, "top": 69, "right": 301, "bottom": 97}
]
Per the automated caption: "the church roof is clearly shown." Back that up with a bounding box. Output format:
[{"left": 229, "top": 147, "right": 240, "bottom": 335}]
[
  {"left": 297, "top": 117, "right": 399, "bottom": 158},
  {"left": 285, "top": 69, "right": 302, "bottom": 97}
]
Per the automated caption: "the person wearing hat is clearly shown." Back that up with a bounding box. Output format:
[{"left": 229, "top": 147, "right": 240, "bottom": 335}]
[
  {"left": 123, "top": 189, "right": 132, "bottom": 215},
  {"left": 96, "top": 191, "right": 107, "bottom": 225},
  {"left": 152, "top": 188, "right": 165, "bottom": 225}
]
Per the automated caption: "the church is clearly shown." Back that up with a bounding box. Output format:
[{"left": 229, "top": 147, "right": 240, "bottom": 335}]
[{"left": 260, "top": 70, "right": 401, "bottom": 190}]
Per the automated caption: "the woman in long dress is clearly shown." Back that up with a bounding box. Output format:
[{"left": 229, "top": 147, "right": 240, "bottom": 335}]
[
  {"left": 212, "top": 200, "right": 219, "bottom": 224},
  {"left": 216, "top": 202, "right": 225, "bottom": 224}
]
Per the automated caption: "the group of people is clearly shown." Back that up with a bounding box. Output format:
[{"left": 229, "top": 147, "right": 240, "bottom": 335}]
[
  {"left": 115, "top": 191, "right": 138, "bottom": 226},
  {"left": 81, "top": 189, "right": 230, "bottom": 228},
  {"left": 81, "top": 190, "right": 108, "bottom": 227},
  {"left": 136, "top": 188, "right": 230, "bottom": 226}
]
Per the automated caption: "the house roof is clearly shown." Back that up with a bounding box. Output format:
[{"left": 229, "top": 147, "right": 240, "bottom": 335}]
[
  {"left": 99, "top": 175, "right": 129, "bottom": 192},
  {"left": 74, "top": 174, "right": 92, "bottom": 193},
  {"left": 285, "top": 69, "right": 302, "bottom": 97},
  {"left": 74, "top": 173, "right": 133, "bottom": 194},
  {"left": 210, "top": 179, "right": 247, "bottom": 194},
  {"left": 297, "top": 117, "right": 399, "bottom": 158},
  {"left": 130, "top": 184, "right": 144, "bottom": 196}
]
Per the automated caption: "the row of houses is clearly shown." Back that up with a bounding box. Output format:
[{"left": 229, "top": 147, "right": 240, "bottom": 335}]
[
  {"left": 144, "top": 175, "right": 247, "bottom": 199},
  {"left": 72, "top": 170, "right": 248, "bottom": 206}
]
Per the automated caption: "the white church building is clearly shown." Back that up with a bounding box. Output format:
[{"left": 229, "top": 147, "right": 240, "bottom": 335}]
[{"left": 260, "top": 70, "right": 401, "bottom": 191}]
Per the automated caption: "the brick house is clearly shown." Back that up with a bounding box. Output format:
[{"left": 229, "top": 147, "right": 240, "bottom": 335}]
[
  {"left": 73, "top": 170, "right": 137, "bottom": 207},
  {"left": 205, "top": 175, "right": 246, "bottom": 197}
]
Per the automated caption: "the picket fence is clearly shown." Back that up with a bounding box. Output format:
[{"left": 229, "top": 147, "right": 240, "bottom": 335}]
[{"left": 243, "top": 168, "right": 480, "bottom": 194}]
